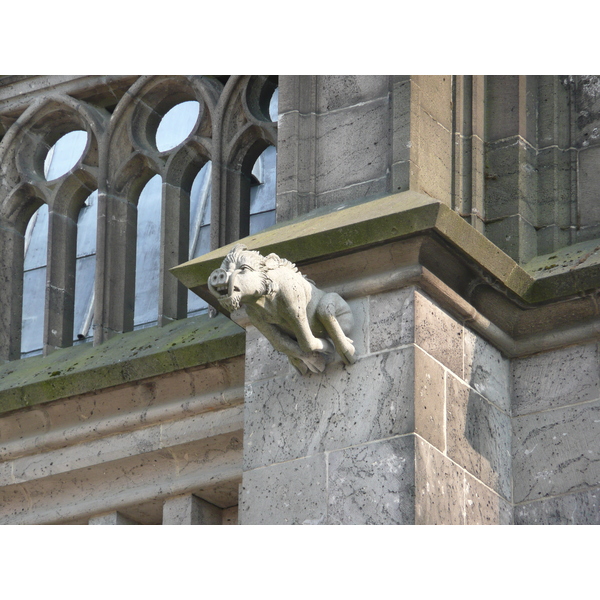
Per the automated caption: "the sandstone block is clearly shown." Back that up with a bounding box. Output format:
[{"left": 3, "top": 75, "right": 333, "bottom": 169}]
[
  {"left": 327, "top": 436, "right": 415, "bottom": 525},
  {"left": 243, "top": 348, "right": 414, "bottom": 470},
  {"left": 239, "top": 454, "right": 327, "bottom": 525},
  {"left": 512, "top": 343, "right": 600, "bottom": 415}
]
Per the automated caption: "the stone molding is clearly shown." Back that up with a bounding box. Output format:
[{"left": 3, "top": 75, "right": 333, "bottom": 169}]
[
  {"left": 0, "top": 313, "right": 244, "bottom": 416},
  {"left": 173, "top": 190, "right": 600, "bottom": 358}
]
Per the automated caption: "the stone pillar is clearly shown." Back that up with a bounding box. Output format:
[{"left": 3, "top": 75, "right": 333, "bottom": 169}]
[
  {"left": 276, "top": 76, "right": 402, "bottom": 222},
  {"left": 89, "top": 511, "right": 138, "bottom": 525},
  {"left": 238, "top": 269, "right": 513, "bottom": 524},
  {"left": 162, "top": 494, "right": 222, "bottom": 525}
]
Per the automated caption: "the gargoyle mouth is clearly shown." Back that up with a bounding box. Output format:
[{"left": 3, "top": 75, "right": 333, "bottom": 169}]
[{"left": 212, "top": 282, "right": 229, "bottom": 298}]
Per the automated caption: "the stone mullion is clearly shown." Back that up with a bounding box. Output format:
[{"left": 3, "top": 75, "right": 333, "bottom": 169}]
[
  {"left": 94, "top": 191, "right": 137, "bottom": 341},
  {"left": 44, "top": 209, "right": 77, "bottom": 354},
  {"left": 0, "top": 222, "right": 25, "bottom": 361},
  {"left": 159, "top": 181, "right": 189, "bottom": 324}
]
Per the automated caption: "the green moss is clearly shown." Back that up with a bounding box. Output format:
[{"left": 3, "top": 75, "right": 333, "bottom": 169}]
[{"left": 0, "top": 313, "right": 245, "bottom": 416}]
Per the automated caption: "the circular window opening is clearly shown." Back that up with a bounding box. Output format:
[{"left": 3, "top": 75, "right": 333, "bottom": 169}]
[
  {"left": 44, "top": 130, "right": 88, "bottom": 181},
  {"left": 156, "top": 101, "right": 200, "bottom": 152}
]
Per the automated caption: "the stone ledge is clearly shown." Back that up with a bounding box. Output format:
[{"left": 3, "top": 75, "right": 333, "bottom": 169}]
[
  {"left": 0, "top": 313, "right": 245, "bottom": 416},
  {"left": 171, "top": 191, "right": 600, "bottom": 357}
]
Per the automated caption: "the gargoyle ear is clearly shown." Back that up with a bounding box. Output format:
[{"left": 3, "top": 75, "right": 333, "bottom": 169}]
[
  {"left": 263, "top": 254, "right": 281, "bottom": 270},
  {"left": 231, "top": 243, "right": 248, "bottom": 253}
]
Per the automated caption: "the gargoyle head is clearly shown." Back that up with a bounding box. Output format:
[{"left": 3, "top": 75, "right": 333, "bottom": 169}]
[{"left": 208, "top": 244, "right": 288, "bottom": 312}]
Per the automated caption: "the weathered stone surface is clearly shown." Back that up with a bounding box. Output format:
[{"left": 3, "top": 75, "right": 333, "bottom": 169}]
[
  {"left": 513, "top": 400, "right": 600, "bottom": 503},
  {"left": 0, "top": 313, "right": 245, "bottom": 416},
  {"left": 369, "top": 286, "right": 414, "bottom": 353},
  {"left": 464, "top": 328, "right": 510, "bottom": 413},
  {"left": 239, "top": 454, "right": 327, "bottom": 525},
  {"left": 0, "top": 431, "right": 242, "bottom": 524},
  {"left": 464, "top": 473, "right": 513, "bottom": 525},
  {"left": 327, "top": 436, "right": 415, "bottom": 525},
  {"left": 315, "top": 97, "right": 390, "bottom": 195},
  {"left": 416, "top": 437, "right": 512, "bottom": 524},
  {"left": 244, "top": 325, "right": 290, "bottom": 382},
  {"left": 243, "top": 349, "right": 414, "bottom": 470},
  {"left": 415, "top": 347, "right": 446, "bottom": 452},
  {"left": 315, "top": 76, "right": 390, "bottom": 113},
  {"left": 446, "top": 374, "right": 512, "bottom": 499},
  {"left": 578, "top": 145, "right": 600, "bottom": 227},
  {"left": 514, "top": 487, "right": 600, "bottom": 524},
  {"left": 484, "top": 214, "right": 538, "bottom": 265},
  {"left": 89, "top": 511, "right": 138, "bottom": 525},
  {"left": 410, "top": 98, "right": 453, "bottom": 205},
  {"left": 512, "top": 343, "right": 600, "bottom": 415},
  {"left": 162, "top": 493, "right": 222, "bottom": 525},
  {"left": 415, "top": 438, "right": 464, "bottom": 524},
  {"left": 415, "top": 291, "right": 464, "bottom": 377}
]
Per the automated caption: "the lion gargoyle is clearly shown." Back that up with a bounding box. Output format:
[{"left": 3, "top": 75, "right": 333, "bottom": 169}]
[{"left": 208, "top": 244, "right": 356, "bottom": 375}]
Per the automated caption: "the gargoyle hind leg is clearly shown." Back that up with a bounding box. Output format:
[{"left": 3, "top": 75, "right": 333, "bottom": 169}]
[
  {"left": 250, "top": 317, "right": 329, "bottom": 375},
  {"left": 316, "top": 293, "right": 356, "bottom": 365}
]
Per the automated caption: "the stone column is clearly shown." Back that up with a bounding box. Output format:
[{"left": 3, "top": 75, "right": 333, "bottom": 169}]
[{"left": 162, "top": 494, "right": 222, "bottom": 525}]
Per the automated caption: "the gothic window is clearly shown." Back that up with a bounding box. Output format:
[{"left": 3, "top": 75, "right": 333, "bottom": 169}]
[
  {"left": 73, "top": 190, "right": 97, "bottom": 343},
  {"left": 188, "top": 161, "right": 212, "bottom": 316},
  {"left": 0, "top": 75, "right": 277, "bottom": 361},
  {"left": 21, "top": 204, "right": 48, "bottom": 357},
  {"left": 134, "top": 175, "right": 162, "bottom": 329},
  {"left": 250, "top": 145, "right": 276, "bottom": 235}
]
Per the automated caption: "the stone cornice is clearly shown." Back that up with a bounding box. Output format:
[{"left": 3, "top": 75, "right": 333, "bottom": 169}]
[
  {"left": 172, "top": 191, "right": 600, "bottom": 357},
  {"left": 0, "top": 313, "right": 244, "bottom": 416}
]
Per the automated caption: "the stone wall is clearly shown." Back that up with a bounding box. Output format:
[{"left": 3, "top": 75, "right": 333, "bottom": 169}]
[
  {"left": 0, "top": 355, "right": 244, "bottom": 524},
  {"left": 238, "top": 276, "right": 513, "bottom": 524},
  {"left": 4, "top": 75, "right": 600, "bottom": 525},
  {"left": 512, "top": 343, "right": 600, "bottom": 524}
]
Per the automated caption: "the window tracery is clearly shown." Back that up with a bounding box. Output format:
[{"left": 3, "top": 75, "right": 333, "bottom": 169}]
[{"left": 0, "top": 75, "right": 278, "bottom": 361}]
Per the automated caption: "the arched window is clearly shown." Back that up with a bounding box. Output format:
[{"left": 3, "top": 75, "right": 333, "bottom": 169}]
[
  {"left": 73, "top": 190, "right": 97, "bottom": 343},
  {"left": 21, "top": 204, "right": 48, "bottom": 357},
  {"left": 134, "top": 175, "right": 162, "bottom": 329},
  {"left": 250, "top": 145, "right": 276, "bottom": 235},
  {"left": 1, "top": 75, "right": 278, "bottom": 360},
  {"left": 188, "top": 161, "right": 212, "bottom": 316}
]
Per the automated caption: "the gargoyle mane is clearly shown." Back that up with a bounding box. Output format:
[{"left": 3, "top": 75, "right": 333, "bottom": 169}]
[{"left": 222, "top": 244, "right": 299, "bottom": 274}]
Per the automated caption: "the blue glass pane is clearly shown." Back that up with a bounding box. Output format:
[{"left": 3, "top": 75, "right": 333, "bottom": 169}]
[
  {"left": 76, "top": 190, "right": 97, "bottom": 257},
  {"left": 73, "top": 254, "right": 95, "bottom": 341},
  {"left": 187, "top": 224, "right": 210, "bottom": 316},
  {"left": 44, "top": 130, "right": 87, "bottom": 181},
  {"left": 23, "top": 204, "right": 49, "bottom": 271},
  {"left": 250, "top": 145, "right": 276, "bottom": 215},
  {"left": 190, "top": 163, "right": 212, "bottom": 259},
  {"left": 249, "top": 210, "right": 276, "bottom": 235},
  {"left": 269, "top": 88, "right": 279, "bottom": 122},
  {"left": 156, "top": 101, "right": 200, "bottom": 152},
  {"left": 21, "top": 266, "right": 46, "bottom": 355},
  {"left": 134, "top": 175, "right": 161, "bottom": 328}
]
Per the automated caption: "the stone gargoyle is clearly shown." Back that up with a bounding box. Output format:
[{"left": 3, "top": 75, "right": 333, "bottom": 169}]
[{"left": 208, "top": 244, "right": 355, "bottom": 375}]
